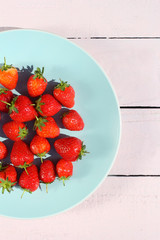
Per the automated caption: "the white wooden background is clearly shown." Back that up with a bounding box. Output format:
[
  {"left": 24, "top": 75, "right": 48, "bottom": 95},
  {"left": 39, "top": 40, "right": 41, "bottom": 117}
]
[{"left": 1, "top": 0, "right": 160, "bottom": 239}]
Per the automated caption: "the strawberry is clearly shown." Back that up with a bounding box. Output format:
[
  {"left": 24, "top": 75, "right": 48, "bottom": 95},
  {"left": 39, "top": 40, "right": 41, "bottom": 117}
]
[
  {"left": 5, "top": 165, "right": 17, "bottom": 185},
  {"left": 0, "top": 164, "right": 17, "bottom": 194},
  {"left": 3, "top": 121, "right": 28, "bottom": 141},
  {"left": 56, "top": 159, "right": 73, "bottom": 186},
  {"left": 30, "top": 135, "right": 50, "bottom": 163},
  {"left": 27, "top": 67, "right": 47, "bottom": 97},
  {"left": 0, "top": 141, "right": 8, "bottom": 160},
  {"left": 0, "top": 57, "right": 18, "bottom": 90},
  {"left": 0, "top": 172, "right": 5, "bottom": 181},
  {"left": 6, "top": 95, "right": 38, "bottom": 122},
  {"left": 53, "top": 79, "right": 75, "bottom": 108},
  {"left": 54, "top": 137, "right": 88, "bottom": 161},
  {"left": 34, "top": 116, "right": 60, "bottom": 138},
  {"left": 39, "top": 160, "right": 56, "bottom": 192},
  {"left": 0, "top": 88, "right": 13, "bottom": 112},
  {"left": 35, "top": 94, "right": 61, "bottom": 117},
  {"left": 19, "top": 165, "right": 39, "bottom": 197},
  {"left": 62, "top": 110, "right": 84, "bottom": 131},
  {"left": 10, "top": 141, "right": 34, "bottom": 172}
]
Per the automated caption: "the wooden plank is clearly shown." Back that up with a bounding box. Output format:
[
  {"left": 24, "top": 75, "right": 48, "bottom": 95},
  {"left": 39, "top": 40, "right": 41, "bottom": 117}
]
[
  {"left": 71, "top": 39, "right": 160, "bottom": 106},
  {"left": 0, "top": 0, "right": 160, "bottom": 37},
  {"left": 111, "top": 109, "right": 160, "bottom": 175},
  {"left": 0, "top": 177, "right": 160, "bottom": 239}
]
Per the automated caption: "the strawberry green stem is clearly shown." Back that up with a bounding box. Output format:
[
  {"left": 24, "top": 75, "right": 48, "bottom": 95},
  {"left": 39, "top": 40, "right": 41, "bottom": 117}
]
[
  {"left": 24, "top": 168, "right": 28, "bottom": 175},
  {"left": 21, "top": 189, "right": 26, "bottom": 199},
  {"left": 35, "top": 97, "right": 45, "bottom": 114},
  {"left": 18, "top": 162, "right": 32, "bottom": 175},
  {"left": 46, "top": 183, "right": 48, "bottom": 193},
  {"left": 58, "top": 176, "right": 71, "bottom": 186},
  {"left": 34, "top": 117, "right": 48, "bottom": 131},
  {"left": 4, "top": 57, "right": 6, "bottom": 66},
  {"left": 18, "top": 126, "right": 28, "bottom": 140},
  {"left": 21, "top": 188, "right": 32, "bottom": 198},
  {"left": 55, "top": 79, "right": 70, "bottom": 91},
  {"left": 0, "top": 100, "right": 11, "bottom": 105},
  {"left": 0, "top": 162, "right": 3, "bottom": 171},
  {"left": 0, "top": 163, "right": 7, "bottom": 171},
  {"left": 78, "top": 142, "right": 89, "bottom": 160},
  {"left": 0, "top": 57, "right": 13, "bottom": 71},
  {"left": 40, "top": 156, "right": 43, "bottom": 163},
  {"left": 63, "top": 179, "right": 65, "bottom": 186},
  {"left": 37, "top": 151, "right": 47, "bottom": 163},
  {"left": 0, "top": 88, "right": 9, "bottom": 94},
  {"left": 0, "top": 177, "right": 16, "bottom": 194},
  {"left": 33, "top": 67, "right": 45, "bottom": 81}
]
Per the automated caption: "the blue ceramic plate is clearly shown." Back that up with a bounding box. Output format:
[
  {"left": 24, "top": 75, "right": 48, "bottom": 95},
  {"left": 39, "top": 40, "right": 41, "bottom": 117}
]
[{"left": 0, "top": 29, "right": 121, "bottom": 219}]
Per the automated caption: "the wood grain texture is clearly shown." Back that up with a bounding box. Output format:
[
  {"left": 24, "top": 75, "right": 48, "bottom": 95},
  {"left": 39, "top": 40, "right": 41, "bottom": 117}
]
[
  {"left": 111, "top": 109, "right": 160, "bottom": 175},
  {"left": 71, "top": 39, "right": 160, "bottom": 106},
  {"left": 0, "top": 177, "right": 160, "bottom": 240},
  {"left": 0, "top": 0, "right": 160, "bottom": 37},
  {"left": 0, "top": 20, "right": 160, "bottom": 239}
]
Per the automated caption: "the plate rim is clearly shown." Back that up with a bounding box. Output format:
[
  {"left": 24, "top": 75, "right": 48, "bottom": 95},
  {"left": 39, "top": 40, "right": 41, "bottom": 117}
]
[{"left": 0, "top": 29, "right": 122, "bottom": 219}]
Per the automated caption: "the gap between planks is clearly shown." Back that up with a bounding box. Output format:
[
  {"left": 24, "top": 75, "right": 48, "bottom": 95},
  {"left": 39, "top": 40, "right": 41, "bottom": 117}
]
[
  {"left": 120, "top": 106, "right": 160, "bottom": 109},
  {"left": 1, "top": 29, "right": 160, "bottom": 40},
  {"left": 67, "top": 37, "right": 160, "bottom": 40},
  {"left": 108, "top": 175, "right": 160, "bottom": 177}
]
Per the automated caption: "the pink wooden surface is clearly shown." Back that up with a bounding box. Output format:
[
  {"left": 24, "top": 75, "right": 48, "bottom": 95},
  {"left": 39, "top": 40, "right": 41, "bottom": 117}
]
[{"left": 0, "top": 0, "right": 160, "bottom": 238}]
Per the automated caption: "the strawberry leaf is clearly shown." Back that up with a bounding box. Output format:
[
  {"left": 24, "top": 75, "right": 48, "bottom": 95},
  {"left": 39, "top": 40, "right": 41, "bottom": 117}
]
[
  {"left": 37, "top": 151, "right": 47, "bottom": 163},
  {"left": 21, "top": 188, "right": 32, "bottom": 198},
  {"left": 8, "top": 96, "right": 18, "bottom": 114},
  {"left": 0, "top": 163, "right": 7, "bottom": 171},
  {"left": 34, "top": 117, "right": 48, "bottom": 131},
  {"left": 0, "top": 57, "right": 13, "bottom": 71},
  {"left": 18, "top": 162, "right": 32, "bottom": 174},
  {"left": 18, "top": 126, "right": 28, "bottom": 140},
  {"left": 58, "top": 176, "right": 71, "bottom": 186},
  {"left": 33, "top": 67, "right": 46, "bottom": 81},
  {"left": 0, "top": 88, "right": 8, "bottom": 95},
  {"left": 35, "top": 96, "right": 45, "bottom": 114},
  {"left": 54, "top": 79, "right": 70, "bottom": 91},
  {"left": 78, "top": 142, "right": 89, "bottom": 160},
  {"left": 0, "top": 177, "right": 16, "bottom": 194}
]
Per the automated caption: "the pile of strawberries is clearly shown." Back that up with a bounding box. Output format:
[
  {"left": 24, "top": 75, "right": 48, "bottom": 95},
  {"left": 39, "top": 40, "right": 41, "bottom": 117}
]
[{"left": 0, "top": 58, "right": 88, "bottom": 197}]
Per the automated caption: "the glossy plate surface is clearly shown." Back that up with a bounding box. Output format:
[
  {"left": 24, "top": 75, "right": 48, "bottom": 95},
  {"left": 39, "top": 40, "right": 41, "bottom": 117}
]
[{"left": 0, "top": 30, "right": 121, "bottom": 218}]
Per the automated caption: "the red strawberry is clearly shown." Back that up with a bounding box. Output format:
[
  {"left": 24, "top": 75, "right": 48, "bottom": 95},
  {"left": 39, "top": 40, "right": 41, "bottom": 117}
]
[
  {"left": 36, "top": 94, "right": 61, "bottom": 117},
  {"left": 27, "top": 67, "right": 47, "bottom": 97},
  {"left": 0, "top": 88, "right": 13, "bottom": 112},
  {"left": 30, "top": 135, "right": 50, "bottom": 163},
  {"left": 5, "top": 165, "right": 17, "bottom": 185},
  {"left": 56, "top": 159, "right": 73, "bottom": 186},
  {"left": 62, "top": 110, "right": 84, "bottom": 131},
  {"left": 0, "top": 141, "right": 7, "bottom": 160},
  {"left": 10, "top": 141, "right": 34, "bottom": 172},
  {"left": 0, "top": 164, "right": 17, "bottom": 193},
  {"left": 53, "top": 80, "right": 75, "bottom": 108},
  {"left": 54, "top": 137, "right": 88, "bottom": 161},
  {"left": 39, "top": 160, "right": 56, "bottom": 192},
  {"left": 0, "top": 172, "right": 5, "bottom": 181},
  {"left": 19, "top": 165, "right": 39, "bottom": 197},
  {"left": 34, "top": 116, "right": 60, "bottom": 138},
  {"left": 0, "top": 57, "right": 18, "bottom": 90},
  {"left": 3, "top": 121, "right": 28, "bottom": 141},
  {"left": 7, "top": 95, "right": 38, "bottom": 122}
]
